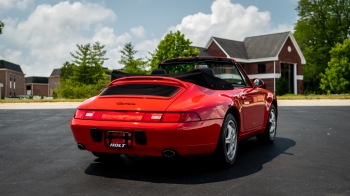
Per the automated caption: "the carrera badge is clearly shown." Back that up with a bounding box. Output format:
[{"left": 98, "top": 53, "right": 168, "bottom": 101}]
[{"left": 117, "top": 102, "right": 136, "bottom": 105}]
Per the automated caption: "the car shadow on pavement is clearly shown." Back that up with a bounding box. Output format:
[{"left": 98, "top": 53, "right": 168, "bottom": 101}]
[{"left": 84, "top": 137, "right": 295, "bottom": 184}]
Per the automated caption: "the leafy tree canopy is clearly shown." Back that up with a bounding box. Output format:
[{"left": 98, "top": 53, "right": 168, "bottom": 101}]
[
  {"left": 57, "top": 42, "right": 110, "bottom": 99},
  {"left": 118, "top": 42, "right": 147, "bottom": 74},
  {"left": 0, "top": 21, "right": 4, "bottom": 34},
  {"left": 69, "top": 42, "right": 108, "bottom": 85},
  {"left": 148, "top": 30, "right": 199, "bottom": 70},
  {"left": 320, "top": 39, "right": 350, "bottom": 94},
  {"left": 60, "top": 61, "right": 75, "bottom": 82},
  {"left": 294, "top": 0, "right": 350, "bottom": 93}
]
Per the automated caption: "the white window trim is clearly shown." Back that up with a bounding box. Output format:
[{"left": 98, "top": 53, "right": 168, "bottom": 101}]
[
  {"left": 248, "top": 73, "right": 281, "bottom": 79},
  {"left": 294, "top": 63, "right": 297, "bottom": 95}
]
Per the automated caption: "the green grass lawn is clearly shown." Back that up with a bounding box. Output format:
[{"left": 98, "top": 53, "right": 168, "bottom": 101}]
[
  {"left": 0, "top": 98, "right": 85, "bottom": 103},
  {"left": 277, "top": 94, "right": 350, "bottom": 100}
]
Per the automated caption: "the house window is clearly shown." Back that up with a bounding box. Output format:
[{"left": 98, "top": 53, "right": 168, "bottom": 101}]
[
  {"left": 9, "top": 73, "right": 12, "bottom": 90},
  {"left": 258, "top": 64, "right": 266, "bottom": 73}
]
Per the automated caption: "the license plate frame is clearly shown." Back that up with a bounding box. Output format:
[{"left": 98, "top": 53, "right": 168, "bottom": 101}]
[{"left": 104, "top": 131, "right": 133, "bottom": 148}]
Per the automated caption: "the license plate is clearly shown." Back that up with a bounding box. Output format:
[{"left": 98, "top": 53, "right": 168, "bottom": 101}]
[{"left": 104, "top": 131, "right": 132, "bottom": 148}]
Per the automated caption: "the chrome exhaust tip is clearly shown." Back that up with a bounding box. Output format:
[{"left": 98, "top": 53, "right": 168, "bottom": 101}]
[
  {"left": 162, "top": 150, "right": 176, "bottom": 158},
  {"left": 77, "top": 143, "right": 86, "bottom": 150}
]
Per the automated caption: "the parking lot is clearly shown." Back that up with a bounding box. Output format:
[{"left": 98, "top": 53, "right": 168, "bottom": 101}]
[{"left": 0, "top": 105, "right": 350, "bottom": 195}]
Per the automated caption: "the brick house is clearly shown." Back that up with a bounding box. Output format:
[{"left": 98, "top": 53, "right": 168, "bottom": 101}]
[
  {"left": 25, "top": 76, "right": 49, "bottom": 97},
  {"left": 0, "top": 60, "right": 25, "bottom": 98},
  {"left": 48, "top": 68, "right": 61, "bottom": 97},
  {"left": 197, "top": 32, "right": 305, "bottom": 94}
]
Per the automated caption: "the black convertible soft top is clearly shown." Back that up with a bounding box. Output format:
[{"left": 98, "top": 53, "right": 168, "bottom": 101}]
[{"left": 111, "top": 69, "right": 234, "bottom": 90}]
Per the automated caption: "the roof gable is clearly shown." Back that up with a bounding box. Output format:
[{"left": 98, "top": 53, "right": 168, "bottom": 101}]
[
  {"left": 50, "top": 68, "right": 61, "bottom": 76},
  {"left": 212, "top": 37, "right": 248, "bottom": 59},
  {"left": 243, "top": 32, "right": 290, "bottom": 59}
]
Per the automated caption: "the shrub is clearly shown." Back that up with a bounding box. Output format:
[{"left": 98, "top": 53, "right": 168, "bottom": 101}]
[
  {"left": 276, "top": 77, "right": 289, "bottom": 96},
  {"left": 52, "top": 90, "right": 58, "bottom": 99}
]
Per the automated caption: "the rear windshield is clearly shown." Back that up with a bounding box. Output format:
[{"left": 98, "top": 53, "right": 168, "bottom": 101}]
[
  {"left": 161, "top": 62, "right": 247, "bottom": 86},
  {"left": 101, "top": 84, "right": 180, "bottom": 97}
]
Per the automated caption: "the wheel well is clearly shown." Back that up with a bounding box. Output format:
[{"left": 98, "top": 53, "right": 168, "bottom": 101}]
[
  {"left": 272, "top": 99, "right": 278, "bottom": 119},
  {"left": 227, "top": 107, "right": 240, "bottom": 133}
]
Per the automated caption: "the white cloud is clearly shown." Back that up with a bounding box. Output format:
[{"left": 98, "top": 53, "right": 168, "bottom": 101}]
[
  {"left": 0, "top": 0, "right": 33, "bottom": 10},
  {"left": 169, "top": 0, "right": 293, "bottom": 46},
  {"left": 130, "top": 26, "right": 147, "bottom": 38},
  {"left": 103, "top": 45, "right": 124, "bottom": 70},
  {"left": 0, "top": 49, "right": 23, "bottom": 63},
  {"left": 1, "top": 1, "right": 119, "bottom": 76},
  {"left": 93, "top": 26, "right": 132, "bottom": 46},
  {"left": 0, "top": 1, "right": 160, "bottom": 75},
  {"left": 135, "top": 39, "right": 159, "bottom": 58}
]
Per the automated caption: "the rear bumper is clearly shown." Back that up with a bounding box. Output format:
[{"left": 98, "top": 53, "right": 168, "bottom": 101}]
[{"left": 70, "top": 119, "right": 223, "bottom": 157}]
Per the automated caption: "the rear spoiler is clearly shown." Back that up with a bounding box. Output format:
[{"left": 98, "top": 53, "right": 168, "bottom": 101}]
[
  {"left": 108, "top": 75, "right": 189, "bottom": 89},
  {"left": 110, "top": 70, "right": 233, "bottom": 90}
]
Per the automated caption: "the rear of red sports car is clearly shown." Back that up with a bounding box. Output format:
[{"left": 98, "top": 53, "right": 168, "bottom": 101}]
[
  {"left": 71, "top": 57, "right": 277, "bottom": 167},
  {"left": 71, "top": 74, "right": 230, "bottom": 158}
]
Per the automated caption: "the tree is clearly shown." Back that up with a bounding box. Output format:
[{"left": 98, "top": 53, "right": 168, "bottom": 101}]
[
  {"left": 60, "top": 61, "right": 76, "bottom": 82},
  {"left": 70, "top": 42, "right": 108, "bottom": 84},
  {"left": 294, "top": 0, "right": 350, "bottom": 93},
  {"left": 56, "top": 42, "right": 110, "bottom": 99},
  {"left": 118, "top": 42, "right": 147, "bottom": 74},
  {"left": 0, "top": 21, "right": 4, "bottom": 34},
  {"left": 90, "top": 41, "right": 109, "bottom": 81},
  {"left": 320, "top": 39, "right": 350, "bottom": 94},
  {"left": 148, "top": 30, "right": 200, "bottom": 70}
]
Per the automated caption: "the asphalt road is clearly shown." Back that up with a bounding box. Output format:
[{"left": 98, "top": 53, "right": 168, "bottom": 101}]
[{"left": 0, "top": 107, "right": 349, "bottom": 196}]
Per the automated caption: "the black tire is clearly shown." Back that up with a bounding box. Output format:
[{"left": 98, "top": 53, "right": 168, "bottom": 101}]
[
  {"left": 92, "top": 152, "right": 120, "bottom": 159},
  {"left": 257, "top": 104, "right": 277, "bottom": 144},
  {"left": 214, "top": 113, "right": 238, "bottom": 167}
]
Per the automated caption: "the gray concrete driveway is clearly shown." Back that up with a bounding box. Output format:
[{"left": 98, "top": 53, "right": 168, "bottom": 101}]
[{"left": 0, "top": 104, "right": 349, "bottom": 195}]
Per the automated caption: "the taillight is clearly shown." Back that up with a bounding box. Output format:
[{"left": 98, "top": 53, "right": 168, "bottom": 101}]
[
  {"left": 141, "top": 113, "right": 163, "bottom": 122},
  {"left": 74, "top": 109, "right": 86, "bottom": 119},
  {"left": 162, "top": 112, "right": 200, "bottom": 122},
  {"left": 74, "top": 110, "right": 200, "bottom": 122}
]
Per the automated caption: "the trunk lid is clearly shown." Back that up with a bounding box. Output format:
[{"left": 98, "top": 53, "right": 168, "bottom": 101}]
[{"left": 85, "top": 76, "right": 189, "bottom": 112}]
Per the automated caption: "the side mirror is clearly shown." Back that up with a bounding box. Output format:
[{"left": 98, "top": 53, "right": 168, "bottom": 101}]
[{"left": 251, "top": 78, "right": 266, "bottom": 89}]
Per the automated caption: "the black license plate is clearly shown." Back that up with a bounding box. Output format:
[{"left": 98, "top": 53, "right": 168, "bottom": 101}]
[{"left": 104, "top": 131, "right": 132, "bottom": 148}]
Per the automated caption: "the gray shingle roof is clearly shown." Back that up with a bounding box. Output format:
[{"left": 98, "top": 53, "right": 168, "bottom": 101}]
[
  {"left": 206, "top": 32, "right": 291, "bottom": 59},
  {"left": 243, "top": 32, "right": 290, "bottom": 59},
  {"left": 50, "top": 68, "right": 61, "bottom": 76},
  {"left": 213, "top": 37, "right": 248, "bottom": 59},
  {"left": 193, "top": 46, "right": 212, "bottom": 56},
  {"left": 0, "top": 60, "right": 23, "bottom": 73}
]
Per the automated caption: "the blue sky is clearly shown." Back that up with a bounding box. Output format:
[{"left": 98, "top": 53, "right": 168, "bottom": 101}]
[{"left": 0, "top": 0, "right": 299, "bottom": 76}]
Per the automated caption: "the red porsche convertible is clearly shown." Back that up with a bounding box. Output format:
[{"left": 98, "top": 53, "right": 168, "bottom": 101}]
[{"left": 70, "top": 57, "right": 277, "bottom": 167}]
